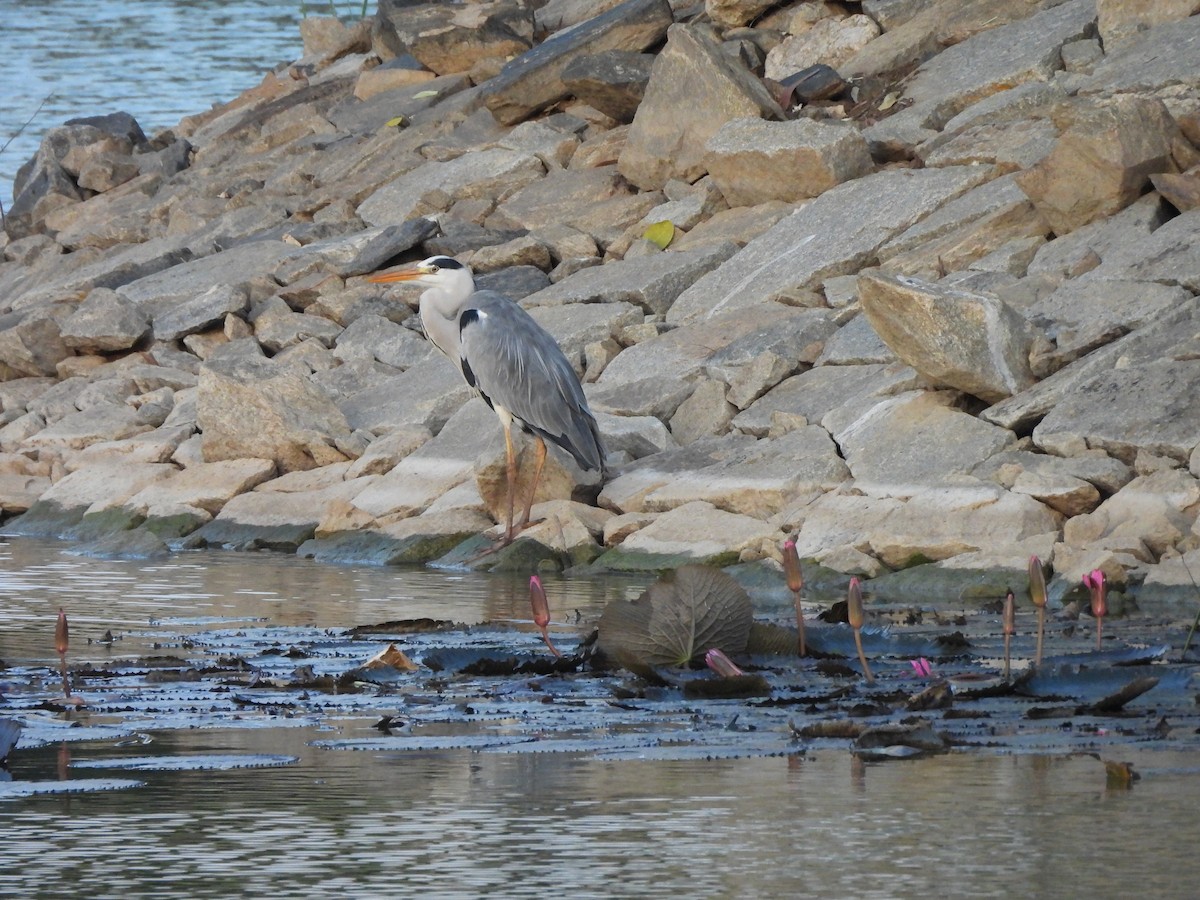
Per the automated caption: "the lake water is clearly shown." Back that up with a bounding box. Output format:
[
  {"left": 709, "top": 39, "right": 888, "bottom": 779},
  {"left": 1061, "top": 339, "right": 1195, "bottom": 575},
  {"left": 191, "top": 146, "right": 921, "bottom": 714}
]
[
  {"left": 3, "top": 536, "right": 1200, "bottom": 897},
  {"left": 0, "top": 0, "right": 319, "bottom": 210}
]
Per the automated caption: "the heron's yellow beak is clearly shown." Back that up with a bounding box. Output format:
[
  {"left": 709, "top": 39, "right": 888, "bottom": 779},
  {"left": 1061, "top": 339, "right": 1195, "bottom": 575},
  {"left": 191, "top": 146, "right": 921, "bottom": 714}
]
[{"left": 367, "top": 265, "right": 427, "bottom": 283}]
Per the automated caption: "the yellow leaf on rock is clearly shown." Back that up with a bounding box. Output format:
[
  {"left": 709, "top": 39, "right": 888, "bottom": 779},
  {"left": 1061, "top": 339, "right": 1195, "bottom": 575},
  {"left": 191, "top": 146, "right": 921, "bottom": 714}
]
[
  {"left": 384, "top": 115, "right": 407, "bottom": 128},
  {"left": 643, "top": 220, "right": 674, "bottom": 250},
  {"left": 412, "top": 90, "right": 438, "bottom": 99}
]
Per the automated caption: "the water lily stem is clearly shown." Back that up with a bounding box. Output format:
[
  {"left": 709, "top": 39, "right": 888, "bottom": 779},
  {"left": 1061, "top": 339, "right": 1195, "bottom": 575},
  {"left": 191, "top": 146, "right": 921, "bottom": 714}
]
[
  {"left": 1035, "top": 607, "right": 1045, "bottom": 668},
  {"left": 538, "top": 626, "right": 562, "bottom": 659},
  {"left": 1096, "top": 618, "right": 1103, "bottom": 652},
  {"left": 1003, "top": 633, "right": 1011, "bottom": 681},
  {"left": 793, "top": 589, "right": 807, "bottom": 657},
  {"left": 58, "top": 652, "right": 70, "bottom": 698},
  {"left": 852, "top": 627, "right": 875, "bottom": 684}
]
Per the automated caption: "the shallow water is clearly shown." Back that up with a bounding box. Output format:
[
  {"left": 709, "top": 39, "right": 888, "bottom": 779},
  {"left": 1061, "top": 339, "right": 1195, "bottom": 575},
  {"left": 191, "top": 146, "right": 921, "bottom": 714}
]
[
  {"left": 5, "top": 728, "right": 1200, "bottom": 898},
  {"left": 1, "top": 0, "right": 312, "bottom": 209},
  {"left": 3, "top": 537, "right": 1200, "bottom": 896}
]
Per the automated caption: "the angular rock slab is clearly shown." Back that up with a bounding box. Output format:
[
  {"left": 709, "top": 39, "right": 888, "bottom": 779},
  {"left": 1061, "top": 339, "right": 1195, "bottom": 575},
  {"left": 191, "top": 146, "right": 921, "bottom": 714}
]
[
  {"left": 198, "top": 355, "right": 353, "bottom": 473},
  {"left": 481, "top": 0, "right": 673, "bottom": 126},
  {"left": 863, "top": 0, "right": 1097, "bottom": 148},
  {"left": 859, "top": 271, "right": 1036, "bottom": 403},
  {"left": 638, "top": 426, "right": 850, "bottom": 518},
  {"left": 1015, "top": 97, "right": 1181, "bottom": 236},
  {"left": 560, "top": 50, "right": 655, "bottom": 123},
  {"left": 1032, "top": 359, "right": 1200, "bottom": 465},
  {"left": 357, "top": 150, "right": 546, "bottom": 229},
  {"left": 826, "top": 390, "right": 1017, "bottom": 497},
  {"left": 618, "top": 24, "right": 785, "bottom": 191},
  {"left": 597, "top": 500, "right": 782, "bottom": 569},
  {"left": 666, "top": 165, "right": 993, "bottom": 326},
  {"left": 791, "top": 484, "right": 1060, "bottom": 570},
  {"left": 522, "top": 243, "right": 738, "bottom": 316},
  {"left": 349, "top": 399, "right": 497, "bottom": 519},
  {"left": 704, "top": 117, "right": 874, "bottom": 207}
]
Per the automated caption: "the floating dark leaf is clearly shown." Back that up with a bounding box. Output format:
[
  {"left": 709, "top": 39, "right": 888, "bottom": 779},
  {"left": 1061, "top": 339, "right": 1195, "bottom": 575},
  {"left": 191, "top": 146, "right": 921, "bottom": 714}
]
[{"left": 682, "top": 674, "right": 771, "bottom": 700}]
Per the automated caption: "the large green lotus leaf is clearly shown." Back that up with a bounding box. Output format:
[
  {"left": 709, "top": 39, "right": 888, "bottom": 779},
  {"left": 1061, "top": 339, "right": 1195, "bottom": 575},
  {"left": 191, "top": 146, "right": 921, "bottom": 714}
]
[{"left": 597, "top": 565, "right": 753, "bottom": 668}]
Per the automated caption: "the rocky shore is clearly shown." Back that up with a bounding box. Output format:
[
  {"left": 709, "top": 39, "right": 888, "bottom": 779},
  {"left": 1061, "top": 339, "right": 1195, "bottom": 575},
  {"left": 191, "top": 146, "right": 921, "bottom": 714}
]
[{"left": 2, "top": 0, "right": 1199, "bottom": 613}]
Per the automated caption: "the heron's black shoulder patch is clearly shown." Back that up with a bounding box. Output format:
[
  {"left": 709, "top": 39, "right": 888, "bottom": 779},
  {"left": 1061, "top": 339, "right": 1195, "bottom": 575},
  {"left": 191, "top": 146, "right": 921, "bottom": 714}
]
[
  {"left": 461, "top": 355, "right": 477, "bottom": 389},
  {"left": 459, "top": 307, "right": 483, "bottom": 331}
]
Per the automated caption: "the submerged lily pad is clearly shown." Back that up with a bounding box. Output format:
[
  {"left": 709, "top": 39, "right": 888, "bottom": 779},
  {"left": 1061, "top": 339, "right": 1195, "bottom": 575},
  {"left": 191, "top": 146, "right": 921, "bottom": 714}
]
[
  {"left": 72, "top": 754, "right": 298, "bottom": 771},
  {"left": 0, "top": 778, "right": 144, "bottom": 798},
  {"left": 596, "top": 565, "right": 753, "bottom": 668}
]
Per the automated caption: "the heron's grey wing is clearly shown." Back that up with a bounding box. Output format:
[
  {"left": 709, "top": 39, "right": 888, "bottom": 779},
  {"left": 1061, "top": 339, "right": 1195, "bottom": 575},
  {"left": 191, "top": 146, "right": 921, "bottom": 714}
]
[{"left": 459, "top": 292, "right": 605, "bottom": 472}]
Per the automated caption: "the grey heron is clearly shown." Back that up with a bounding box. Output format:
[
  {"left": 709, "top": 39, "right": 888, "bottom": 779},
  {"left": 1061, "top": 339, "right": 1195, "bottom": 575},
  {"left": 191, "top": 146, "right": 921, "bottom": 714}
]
[{"left": 368, "top": 256, "right": 606, "bottom": 546}]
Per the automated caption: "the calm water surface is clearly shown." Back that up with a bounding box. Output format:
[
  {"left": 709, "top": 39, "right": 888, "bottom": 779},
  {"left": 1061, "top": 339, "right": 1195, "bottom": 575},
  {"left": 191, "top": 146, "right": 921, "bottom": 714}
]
[
  {"left": 1, "top": 0, "right": 317, "bottom": 208},
  {"left": 3, "top": 537, "right": 1200, "bottom": 897}
]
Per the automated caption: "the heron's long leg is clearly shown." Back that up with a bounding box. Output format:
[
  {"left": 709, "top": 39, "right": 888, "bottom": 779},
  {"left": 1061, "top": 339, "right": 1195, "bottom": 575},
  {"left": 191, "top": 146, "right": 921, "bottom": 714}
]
[
  {"left": 502, "top": 418, "right": 518, "bottom": 545},
  {"left": 519, "top": 436, "right": 547, "bottom": 531}
]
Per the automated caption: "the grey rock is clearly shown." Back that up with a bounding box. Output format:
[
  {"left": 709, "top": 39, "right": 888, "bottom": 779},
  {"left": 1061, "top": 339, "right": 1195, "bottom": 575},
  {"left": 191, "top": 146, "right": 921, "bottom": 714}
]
[
  {"left": 153, "top": 284, "right": 249, "bottom": 342},
  {"left": 251, "top": 297, "right": 343, "bottom": 352},
  {"left": 826, "top": 389, "right": 1018, "bottom": 495},
  {"left": 587, "top": 377, "right": 695, "bottom": 421},
  {"left": 375, "top": 1, "right": 532, "bottom": 76},
  {"left": 357, "top": 149, "right": 545, "bottom": 228},
  {"left": 523, "top": 243, "right": 738, "bottom": 316},
  {"left": 59, "top": 288, "right": 151, "bottom": 353},
  {"left": 862, "top": 0, "right": 1096, "bottom": 152},
  {"left": 481, "top": 0, "right": 673, "bottom": 126},
  {"left": 528, "top": 302, "right": 643, "bottom": 374},
  {"left": 1079, "top": 11, "right": 1200, "bottom": 94},
  {"left": 338, "top": 356, "right": 473, "bottom": 434},
  {"left": 667, "top": 165, "right": 992, "bottom": 326},
  {"left": 561, "top": 50, "right": 655, "bottom": 123},
  {"left": 669, "top": 378, "right": 735, "bottom": 444},
  {"left": 475, "top": 265, "right": 552, "bottom": 300},
  {"left": 334, "top": 314, "right": 434, "bottom": 370},
  {"left": 117, "top": 241, "right": 296, "bottom": 317},
  {"left": 274, "top": 218, "right": 439, "bottom": 284},
  {"left": 0, "top": 314, "right": 71, "bottom": 377},
  {"left": 23, "top": 402, "right": 153, "bottom": 455},
  {"left": 594, "top": 412, "right": 676, "bottom": 459},
  {"left": 638, "top": 426, "right": 850, "bottom": 518},
  {"left": 619, "top": 24, "right": 785, "bottom": 191},
  {"left": 814, "top": 314, "right": 895, "bottom": 367}
]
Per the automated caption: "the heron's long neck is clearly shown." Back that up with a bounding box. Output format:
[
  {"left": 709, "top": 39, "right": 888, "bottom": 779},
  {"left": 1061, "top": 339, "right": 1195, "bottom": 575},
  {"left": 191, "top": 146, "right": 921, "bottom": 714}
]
[{"left": 419, "top": 286, "right": 467, "bottom": 371}]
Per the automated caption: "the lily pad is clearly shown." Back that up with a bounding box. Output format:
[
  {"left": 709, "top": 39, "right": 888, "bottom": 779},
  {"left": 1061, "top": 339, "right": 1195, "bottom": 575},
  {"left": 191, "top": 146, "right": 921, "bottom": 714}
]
[
  {"left": 72, "top": 754, "right": 298, "bottom": 771},
  {"left": 0, "top": 778, "right": 144, "bottom": 798},
  {"left": 596, "top": 565, "right": 753, "bottom": 668}
]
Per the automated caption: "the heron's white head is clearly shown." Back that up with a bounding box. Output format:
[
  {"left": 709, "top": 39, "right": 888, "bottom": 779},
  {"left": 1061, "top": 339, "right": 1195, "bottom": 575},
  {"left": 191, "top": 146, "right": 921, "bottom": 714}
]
[{"left": 367, "top": 255, "right": 475, "bottom": 292}]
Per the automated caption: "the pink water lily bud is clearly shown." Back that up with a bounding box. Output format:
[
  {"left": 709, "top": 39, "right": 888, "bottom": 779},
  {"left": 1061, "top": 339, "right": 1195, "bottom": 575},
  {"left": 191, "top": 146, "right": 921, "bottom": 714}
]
[
  {"left": 529, "top": 575, "right": 550, "bottom": 629},
  {"left": 847, "top": 577, "right": 864, "bottom": 629},
  {"left": 55, "top": 608, "right": 69, "bottom": 656},
  {"left": 1028, "top": 556, "right": 1047, "bottom": 609},
  {"left": 782, "top": 539, "right": 804, "bottom": 594},
  {"left": 1085, "top": 569, "right": 1107, "bottom": 618},
  {"left": 910, "top": 657, "right": 932, "bottom": 678},
  {"left": 705, "top": 648, "right": 744, "bottom": 678}
]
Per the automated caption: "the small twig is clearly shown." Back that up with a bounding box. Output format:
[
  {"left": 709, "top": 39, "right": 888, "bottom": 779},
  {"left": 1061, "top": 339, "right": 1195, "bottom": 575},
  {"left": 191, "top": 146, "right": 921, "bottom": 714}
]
[{"left": 1, "top": 93, "right": 56, "bottom": 228}]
